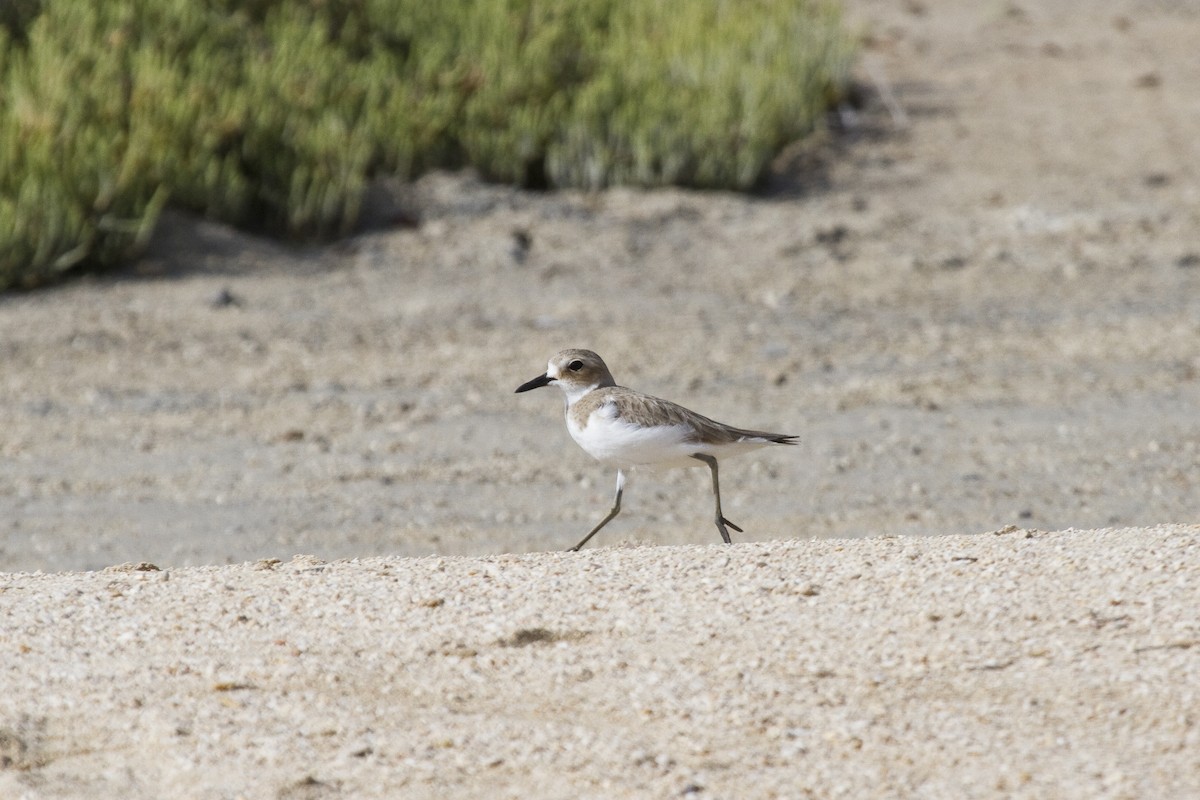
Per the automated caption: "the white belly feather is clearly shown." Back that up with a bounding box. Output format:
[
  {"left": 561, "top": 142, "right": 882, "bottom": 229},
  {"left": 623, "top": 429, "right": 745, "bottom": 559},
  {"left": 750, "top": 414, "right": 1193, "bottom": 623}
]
[{"left": 565, "top": 400, "right": 764, "bottom": 469}]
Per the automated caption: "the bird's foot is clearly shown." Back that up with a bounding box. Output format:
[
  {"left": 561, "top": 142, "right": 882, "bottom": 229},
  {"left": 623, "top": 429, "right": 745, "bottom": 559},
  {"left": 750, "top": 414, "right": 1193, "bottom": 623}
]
[{"left": 715, "top": 516, "right": 744, "bottom": 544}]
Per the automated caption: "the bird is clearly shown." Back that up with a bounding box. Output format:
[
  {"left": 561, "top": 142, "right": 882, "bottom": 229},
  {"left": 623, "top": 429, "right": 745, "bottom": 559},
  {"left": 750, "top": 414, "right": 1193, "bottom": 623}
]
[{"left": 515, "top": 349, "right": 797, "bottom": 550}]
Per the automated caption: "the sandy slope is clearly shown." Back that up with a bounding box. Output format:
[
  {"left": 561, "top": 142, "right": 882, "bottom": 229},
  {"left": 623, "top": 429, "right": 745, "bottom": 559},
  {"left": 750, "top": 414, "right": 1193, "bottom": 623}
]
[
  {"left": 1, "top": 526, "right": 1198, "bottom": 798},
  {"left": 1, "top": 0, "right": 1200, "bottom": 796}
]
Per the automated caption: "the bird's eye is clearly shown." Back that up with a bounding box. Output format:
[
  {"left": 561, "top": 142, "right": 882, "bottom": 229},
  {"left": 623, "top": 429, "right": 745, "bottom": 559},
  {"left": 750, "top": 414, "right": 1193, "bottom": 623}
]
[{"left": 568, "top": 360, "right": 584, "bottom": 372}]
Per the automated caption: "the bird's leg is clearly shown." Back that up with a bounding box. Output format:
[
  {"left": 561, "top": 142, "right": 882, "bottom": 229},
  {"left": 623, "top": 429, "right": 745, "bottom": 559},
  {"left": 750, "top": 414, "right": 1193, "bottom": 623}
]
[
  {"left": 692, "top": 454, "right": 742, "bottom": 544},
  {"left": 570, "top": 469, "right": 625, "bottom": 552}
]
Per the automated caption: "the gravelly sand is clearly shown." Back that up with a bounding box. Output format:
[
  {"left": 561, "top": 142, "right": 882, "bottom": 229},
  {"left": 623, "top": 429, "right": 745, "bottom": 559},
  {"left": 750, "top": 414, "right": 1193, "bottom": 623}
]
[{"left": 1, "top": 525, "right": 1197, "bottom": 798}]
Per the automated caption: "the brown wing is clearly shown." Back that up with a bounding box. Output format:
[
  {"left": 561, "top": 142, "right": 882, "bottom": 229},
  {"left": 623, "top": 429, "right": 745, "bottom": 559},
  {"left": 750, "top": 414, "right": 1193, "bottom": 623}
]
[{"left": 606, "top": 387, "right": 798, "bottom": 446}]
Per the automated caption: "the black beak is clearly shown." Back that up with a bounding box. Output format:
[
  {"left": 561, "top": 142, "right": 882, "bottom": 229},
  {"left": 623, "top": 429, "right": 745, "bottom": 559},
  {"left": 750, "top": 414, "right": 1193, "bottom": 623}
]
[{"left": 515, "top": 373, "right": 553, "bottom": 393}]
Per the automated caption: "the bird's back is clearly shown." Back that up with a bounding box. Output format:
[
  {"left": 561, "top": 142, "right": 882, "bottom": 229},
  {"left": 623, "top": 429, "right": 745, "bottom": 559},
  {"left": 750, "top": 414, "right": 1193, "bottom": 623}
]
[{"left": 567, "top": 385, "right": 795, "bottom": 468}]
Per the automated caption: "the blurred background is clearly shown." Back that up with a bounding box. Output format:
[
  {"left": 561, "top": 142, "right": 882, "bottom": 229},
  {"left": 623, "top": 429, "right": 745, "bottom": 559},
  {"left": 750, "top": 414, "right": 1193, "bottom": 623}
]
[{"left": 1, "top": 0, "right": 1198, "bottom": 571}]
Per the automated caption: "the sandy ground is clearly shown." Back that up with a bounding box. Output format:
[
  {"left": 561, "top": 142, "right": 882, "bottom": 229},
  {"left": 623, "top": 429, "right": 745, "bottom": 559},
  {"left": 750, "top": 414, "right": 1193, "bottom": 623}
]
[
  {"left": 1, "top": 0, "right": 1199, "bottom": 796},
  {"left": 0, "top": 526, "right": 1197, "bottom": 799}
]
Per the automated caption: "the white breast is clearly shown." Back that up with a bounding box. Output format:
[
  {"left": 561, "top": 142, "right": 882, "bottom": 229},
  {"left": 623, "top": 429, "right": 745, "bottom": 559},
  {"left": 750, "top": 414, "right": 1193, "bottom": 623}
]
[{"left": 566, "top": 401, "right": 700, "bottom": 469}]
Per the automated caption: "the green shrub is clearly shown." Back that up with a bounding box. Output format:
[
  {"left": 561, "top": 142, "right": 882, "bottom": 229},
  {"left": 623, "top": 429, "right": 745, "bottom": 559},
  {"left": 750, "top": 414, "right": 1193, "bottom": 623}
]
[
  {"left": 0, "top": 1, "right": 40, "bottom": 44},
  {"left": 0, "top": 0, "right": 854, "bottom": 289},
  {"left": 0, "top": 5, "right": 169, "bottom": 288},
  {"left": 549, "top": 0, "right": 853, "bottom": 189}
]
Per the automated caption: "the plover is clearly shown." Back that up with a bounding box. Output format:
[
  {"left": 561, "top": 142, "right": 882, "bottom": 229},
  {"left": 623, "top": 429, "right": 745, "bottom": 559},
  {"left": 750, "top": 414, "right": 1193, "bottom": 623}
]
[{"left": 516, "top": 349, "right": 797, "bottom": 550}]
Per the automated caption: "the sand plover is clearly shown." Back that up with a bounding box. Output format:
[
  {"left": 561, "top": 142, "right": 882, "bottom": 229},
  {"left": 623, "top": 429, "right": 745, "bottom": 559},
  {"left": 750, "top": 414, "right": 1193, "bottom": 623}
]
[{"left": 516, "top": 349, "right": 797, "bottom": 550}]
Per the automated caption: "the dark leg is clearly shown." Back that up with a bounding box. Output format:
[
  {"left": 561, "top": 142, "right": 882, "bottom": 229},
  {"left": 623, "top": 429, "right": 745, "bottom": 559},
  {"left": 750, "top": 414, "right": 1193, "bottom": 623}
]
[
  {"left": 570, "top": 469, "right": 625, "bottom": 551},
  {"left": 691, "top": 454, "right": 743, "bottom": 544}
]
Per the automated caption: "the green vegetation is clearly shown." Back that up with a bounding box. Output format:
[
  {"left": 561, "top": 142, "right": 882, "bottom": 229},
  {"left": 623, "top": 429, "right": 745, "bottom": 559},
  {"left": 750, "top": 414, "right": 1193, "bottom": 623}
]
[{"left": 0, "top": 0, "right": 854, "bottom": 289}]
